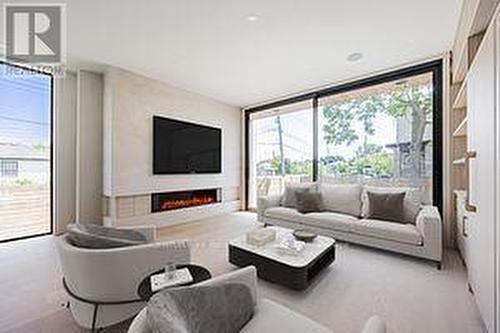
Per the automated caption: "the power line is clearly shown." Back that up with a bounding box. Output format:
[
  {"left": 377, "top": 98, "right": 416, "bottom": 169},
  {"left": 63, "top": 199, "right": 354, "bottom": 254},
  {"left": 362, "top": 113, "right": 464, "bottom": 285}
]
[
  {"left": 0, "top": 115, "right": 49, "bottom": 126},
  {"left": 0, "top": 101, "right": 51, "bottom": 120},
  {"left": 257, "top": 127, "right": 310, "bottom": 146},
  {"left": 255, "top": 142, "right": 310, "bottom": 155}
]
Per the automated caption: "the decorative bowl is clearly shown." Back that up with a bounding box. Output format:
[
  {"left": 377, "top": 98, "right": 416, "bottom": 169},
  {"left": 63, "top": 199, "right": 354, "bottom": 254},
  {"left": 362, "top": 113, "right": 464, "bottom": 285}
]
[{"left": 293, "top": 229, "right": 317, "bottom": 242}]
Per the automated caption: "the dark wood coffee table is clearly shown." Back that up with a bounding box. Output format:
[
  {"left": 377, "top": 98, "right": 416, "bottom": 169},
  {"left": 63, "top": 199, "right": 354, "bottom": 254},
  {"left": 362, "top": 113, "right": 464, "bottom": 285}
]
[
  {"left": 137, "top": 264, "right": 211, "bottom": 301},
  {"left": 229, "top": 227, "right": 335, "bottom": 290}
]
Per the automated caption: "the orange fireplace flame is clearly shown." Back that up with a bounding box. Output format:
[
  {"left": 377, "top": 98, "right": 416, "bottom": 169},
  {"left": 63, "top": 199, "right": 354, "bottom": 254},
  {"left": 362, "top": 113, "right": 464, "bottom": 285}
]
[{"left": 160, "top": 195, "right": 215, "bottom": 210}]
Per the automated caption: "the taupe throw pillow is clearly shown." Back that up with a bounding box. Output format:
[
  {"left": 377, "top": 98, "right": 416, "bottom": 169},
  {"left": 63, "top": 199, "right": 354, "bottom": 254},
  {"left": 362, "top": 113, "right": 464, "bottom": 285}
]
[
  {"left": 295, "top": 191, "right": 322, "bottom": 214},
  {"left": 362, "top": 186, "right": 422, "bottom": 224},
  {"left": 366, "top": 191, "right": 406, "bottom": 223},
  {"left": 281, "top": 183, "right": 317, "bottom": 208}
]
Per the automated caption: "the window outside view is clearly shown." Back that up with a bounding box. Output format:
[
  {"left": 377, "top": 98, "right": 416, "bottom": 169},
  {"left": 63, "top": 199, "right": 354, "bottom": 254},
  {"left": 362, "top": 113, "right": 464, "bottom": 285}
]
[
  {"left": 0, "top": 64, "right": 52, "bottom": 241},
  {"left": 249, "top": 104, "right": 313, "bottom": 208},
  {"left": 319, "top": 73, "right": 434, "bottom": 203},
  {"left": 249, "top": 72, "right": 434, "bottom": 208}
]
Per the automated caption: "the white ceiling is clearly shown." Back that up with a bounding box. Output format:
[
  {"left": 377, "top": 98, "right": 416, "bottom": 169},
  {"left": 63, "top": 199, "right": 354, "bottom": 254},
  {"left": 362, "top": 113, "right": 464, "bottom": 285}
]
[{"left": 0, "top": 0, "right": 463, "bottom": 107}]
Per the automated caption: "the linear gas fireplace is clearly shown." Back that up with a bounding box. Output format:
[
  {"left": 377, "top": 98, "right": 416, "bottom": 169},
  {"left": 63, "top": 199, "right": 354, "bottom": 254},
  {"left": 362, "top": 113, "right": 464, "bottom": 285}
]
[{"left": 151, "top": 188, "right": 221, "bottom": 213}]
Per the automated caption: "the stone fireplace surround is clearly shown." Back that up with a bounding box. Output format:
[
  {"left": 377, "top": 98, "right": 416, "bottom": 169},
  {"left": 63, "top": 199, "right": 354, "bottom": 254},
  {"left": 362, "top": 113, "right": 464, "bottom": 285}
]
[
  {"left": 103, "top": 186, "right": 240, "bottom": 228},
  {"left": 101, "top": 67, "right": 241, "bottom": 228}
]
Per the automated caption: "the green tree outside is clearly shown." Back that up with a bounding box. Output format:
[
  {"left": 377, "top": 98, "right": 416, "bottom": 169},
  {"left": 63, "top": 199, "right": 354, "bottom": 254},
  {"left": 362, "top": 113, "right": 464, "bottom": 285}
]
[{"left": 321, "top": 82, "right": 432, "bottom": 183}]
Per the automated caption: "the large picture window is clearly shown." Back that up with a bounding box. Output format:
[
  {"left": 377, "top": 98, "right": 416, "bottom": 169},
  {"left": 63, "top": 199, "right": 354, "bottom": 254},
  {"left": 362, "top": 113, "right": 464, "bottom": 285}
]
[
  {"left": 248, "top": 101, "right": 313, "bottom": 208},
  {"left": 245, "top": 60, "right": 442, "bottom": 211},
  {"left": 318, "top": 72, "right": 434, "bottom": 203},
  {"left": 0, "top": 62, "right": 53, "bottom": 242}
]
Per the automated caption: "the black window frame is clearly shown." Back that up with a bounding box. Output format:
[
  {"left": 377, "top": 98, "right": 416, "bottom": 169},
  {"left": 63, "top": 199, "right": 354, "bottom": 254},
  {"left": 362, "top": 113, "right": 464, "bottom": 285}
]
[
  {"left": 0, "top": 61, "right": 54, "bottom": 243},
  {"left": 244, "top": 59, "right": 443, "bottom": 213}
]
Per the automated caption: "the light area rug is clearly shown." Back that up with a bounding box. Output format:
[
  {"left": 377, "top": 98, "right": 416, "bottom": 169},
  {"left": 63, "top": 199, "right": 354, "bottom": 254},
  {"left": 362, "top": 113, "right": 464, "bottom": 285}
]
[{"left": 1, "top": 212, "right": 486, "bottom": 333}]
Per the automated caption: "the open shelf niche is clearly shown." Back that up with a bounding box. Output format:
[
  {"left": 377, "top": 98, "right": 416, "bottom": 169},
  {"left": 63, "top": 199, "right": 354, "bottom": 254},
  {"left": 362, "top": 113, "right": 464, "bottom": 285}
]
[{"left": 451, "top": 31, "right": 485, "bottom": 194}]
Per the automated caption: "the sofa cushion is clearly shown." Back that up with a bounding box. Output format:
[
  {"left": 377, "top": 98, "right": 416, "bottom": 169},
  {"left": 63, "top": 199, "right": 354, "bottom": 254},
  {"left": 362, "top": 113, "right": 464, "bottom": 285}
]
[
  {"left": 66, "top": 223, "right": 148, "bottom": 249},
  {"left": 281, "top": 182, "right": 318, "bottom": 208},
  {"left": 300, "top": 212, "right": 358, "bottom": 233},
  {"left": 362, "top": 186, "right": 422, "bottom": 224},
  {"left": 264, "top": 207, "right": 305, "bottom": 224},
  {"left": 241, "top": 299, "right": 331, "bottom": 333},
  {"left": 366, "top": 191, "right": 406, "bottom": 223},
  {"left": 295, "top": 191, "right": 323, "bottom": 213},
  {"left": 319, "top": 183, "right": 362, "bottom": 217},
  {"left": 351, "top": 219, "right": 423, "bottom": 245}
]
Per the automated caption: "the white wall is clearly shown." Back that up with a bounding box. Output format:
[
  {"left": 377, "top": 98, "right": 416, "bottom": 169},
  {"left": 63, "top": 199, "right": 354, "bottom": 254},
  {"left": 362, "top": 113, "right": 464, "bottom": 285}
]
[
  {"left": 103, "top": 67, "right": 242, "bottom": 227},
  {"left": 54, "top": 70, "right": 105, "bottom": 232},
  {"left": 54, "top": 72, "right": 77, "bottom": 234},
  {"left": 76, "top": 71, "right": 103, "bottom": 223}
]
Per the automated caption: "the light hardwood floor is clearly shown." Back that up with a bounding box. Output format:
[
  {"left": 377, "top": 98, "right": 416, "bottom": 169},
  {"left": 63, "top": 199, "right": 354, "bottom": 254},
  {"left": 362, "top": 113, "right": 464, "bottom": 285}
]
[{"left": 0, "top": 212, "right": 486, "bottom": 332}]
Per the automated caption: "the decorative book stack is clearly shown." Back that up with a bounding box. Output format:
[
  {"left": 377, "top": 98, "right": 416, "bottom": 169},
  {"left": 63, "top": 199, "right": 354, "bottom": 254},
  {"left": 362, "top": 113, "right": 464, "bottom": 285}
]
[
  {"left": 150, "top": 268, "right": 193, "bottom": 292},
  {"left": 246, "top": 228, "right": 276, "bottom": 246}
]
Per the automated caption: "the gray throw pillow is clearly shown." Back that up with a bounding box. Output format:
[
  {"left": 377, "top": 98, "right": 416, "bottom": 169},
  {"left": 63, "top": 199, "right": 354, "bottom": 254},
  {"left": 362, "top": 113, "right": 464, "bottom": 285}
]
[
  {"left": 281, "top": 183, "right": 317, "bottom": 208},
  {"left": 295, "top": 191, "right": 322, "bottom": 214},
  {"left": 366, "top": 191, "right": 406, "bottom": 223},
  {"left": 66, "top": 223, "right": 148, "bottom": 249},
  {"left": 362, "top": 186, "right": 422, "bottom": 224},
  {"left": 147, "top": 283, "right": 254, "bottom": 333}
]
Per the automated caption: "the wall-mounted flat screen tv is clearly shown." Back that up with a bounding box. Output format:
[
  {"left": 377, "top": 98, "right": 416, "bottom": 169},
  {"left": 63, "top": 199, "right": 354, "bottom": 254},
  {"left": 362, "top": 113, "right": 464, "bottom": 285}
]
[{"left": 153, "top": 116, "right": 221, "bottom": 174}]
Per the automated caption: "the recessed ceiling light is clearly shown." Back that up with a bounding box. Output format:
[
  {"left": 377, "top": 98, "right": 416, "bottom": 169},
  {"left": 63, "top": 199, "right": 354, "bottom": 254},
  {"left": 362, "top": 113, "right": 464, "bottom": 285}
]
[
  {"left": 347, "top": 52, "right": 363, "bottom": 62},
  {"left": 245, "top": 14, "right": 259, "bottom": 22}
]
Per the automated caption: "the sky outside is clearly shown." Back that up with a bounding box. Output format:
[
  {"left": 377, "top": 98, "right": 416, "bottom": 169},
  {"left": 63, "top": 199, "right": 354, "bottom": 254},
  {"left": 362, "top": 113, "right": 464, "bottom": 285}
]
[
  {"left": 0, "top": 63, "right": 51, "bottom": 147},
  {"left": 253, "top": 107, "right": 396, "bottom": 163}
]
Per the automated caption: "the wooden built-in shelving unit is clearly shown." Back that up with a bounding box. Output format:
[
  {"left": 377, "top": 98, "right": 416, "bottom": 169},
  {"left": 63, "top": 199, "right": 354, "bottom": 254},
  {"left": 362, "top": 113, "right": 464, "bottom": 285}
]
[
  {"left": 451, "top": 27, "right": 487, "bottom": 194},
  {"left": 450, "top": 0, "right": 500, "bottom": 257},
  {"left": 453, "top": 117, "right": 468, "bottom": 137},
  {"left": 452, "top": 81, "right": 467, "bottom": 109}
]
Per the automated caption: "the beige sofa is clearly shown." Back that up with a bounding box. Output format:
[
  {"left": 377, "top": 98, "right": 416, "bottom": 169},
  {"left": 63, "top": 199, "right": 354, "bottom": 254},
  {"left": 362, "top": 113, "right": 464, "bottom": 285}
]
[
  {"left": 257, "top": 183, "right": 442, "bottom": 268},
  {"left": 128, "top": 266, "right": 387, "bottom": 333}
]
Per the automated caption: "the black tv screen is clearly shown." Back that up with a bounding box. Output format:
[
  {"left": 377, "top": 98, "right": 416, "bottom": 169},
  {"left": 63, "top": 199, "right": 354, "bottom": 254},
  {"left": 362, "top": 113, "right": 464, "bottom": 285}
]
[{"left": 153, "top": 116, "right": 221, "bottom": 174}]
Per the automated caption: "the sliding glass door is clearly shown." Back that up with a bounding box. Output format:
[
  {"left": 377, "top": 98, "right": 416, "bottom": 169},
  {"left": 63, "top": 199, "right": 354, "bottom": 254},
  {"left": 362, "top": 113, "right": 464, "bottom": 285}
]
[
  {"left": 248, "top": 101, "right": 313, "bottom": 209},
  {"left": 318, "top": 72, "right": 435, "bottom": 204},
  {"left": 0, "top": 63, "right": 52, "bottom": 242},
  {"left": 245, "top": 60, "right": 442, "bottom": 211}
]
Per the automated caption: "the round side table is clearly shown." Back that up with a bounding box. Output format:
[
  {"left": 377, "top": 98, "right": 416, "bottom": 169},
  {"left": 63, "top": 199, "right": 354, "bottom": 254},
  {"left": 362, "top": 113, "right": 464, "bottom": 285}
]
[{"left": 137, "top": 264, "right": 211, "bottom": 301}]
